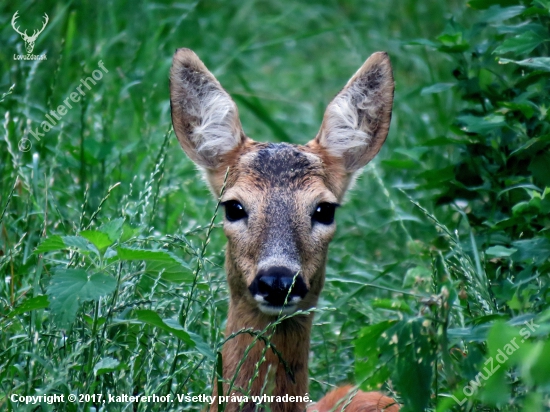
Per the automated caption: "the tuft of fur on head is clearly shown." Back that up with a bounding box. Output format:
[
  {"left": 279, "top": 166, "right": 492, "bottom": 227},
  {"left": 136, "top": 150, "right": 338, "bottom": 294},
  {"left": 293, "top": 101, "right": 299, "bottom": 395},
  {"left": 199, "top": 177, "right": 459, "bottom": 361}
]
[
  {"left": 170, "top": 48, "right": 246, "bottom": 170},
  {"left": 314, "top": 52, "right": 394, "bottom": 174}
]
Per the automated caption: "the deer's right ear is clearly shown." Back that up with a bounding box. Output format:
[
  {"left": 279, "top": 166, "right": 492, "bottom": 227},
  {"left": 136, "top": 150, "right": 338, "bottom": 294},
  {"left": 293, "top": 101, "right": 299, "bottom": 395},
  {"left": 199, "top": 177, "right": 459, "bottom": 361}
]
[{"left": 170, "top": 48, "right": 246, "bottom": 170}]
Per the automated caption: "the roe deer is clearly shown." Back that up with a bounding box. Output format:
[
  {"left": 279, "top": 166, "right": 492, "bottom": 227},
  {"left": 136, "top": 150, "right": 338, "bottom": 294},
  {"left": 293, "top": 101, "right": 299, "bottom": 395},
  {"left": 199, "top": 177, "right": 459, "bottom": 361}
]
[{"left": 170, "top": 48, "right": 399, "bottom": 412}]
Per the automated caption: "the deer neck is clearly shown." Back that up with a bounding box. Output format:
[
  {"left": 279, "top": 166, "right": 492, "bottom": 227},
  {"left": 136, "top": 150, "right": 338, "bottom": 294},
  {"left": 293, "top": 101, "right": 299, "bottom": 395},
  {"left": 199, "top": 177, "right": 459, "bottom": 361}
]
[{"left": 218, "top": 262, "right": 316, "bottom": 412}]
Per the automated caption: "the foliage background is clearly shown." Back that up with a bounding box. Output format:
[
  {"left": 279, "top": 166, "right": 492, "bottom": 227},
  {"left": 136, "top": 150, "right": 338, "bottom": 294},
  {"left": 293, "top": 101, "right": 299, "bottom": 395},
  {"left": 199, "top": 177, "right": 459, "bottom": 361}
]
[{"left": 0, "top": 0, "right": 549, "bottom": 411}]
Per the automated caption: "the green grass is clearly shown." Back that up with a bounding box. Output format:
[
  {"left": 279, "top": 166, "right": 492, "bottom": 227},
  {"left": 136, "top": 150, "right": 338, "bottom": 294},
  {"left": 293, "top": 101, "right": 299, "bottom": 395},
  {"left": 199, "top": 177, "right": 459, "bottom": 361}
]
[{"left": 1, "top": 0, "right": 549, "bottom": 411}]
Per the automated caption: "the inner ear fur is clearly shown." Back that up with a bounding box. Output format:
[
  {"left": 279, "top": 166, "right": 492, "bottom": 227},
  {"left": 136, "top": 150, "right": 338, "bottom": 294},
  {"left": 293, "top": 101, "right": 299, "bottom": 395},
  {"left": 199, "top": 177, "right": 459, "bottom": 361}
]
[
  {"left": 169, "top": 48, "right": 247, "bottom": 170},
  {"left": 312, "top": 52, "right": 394, "bottom": 173}
]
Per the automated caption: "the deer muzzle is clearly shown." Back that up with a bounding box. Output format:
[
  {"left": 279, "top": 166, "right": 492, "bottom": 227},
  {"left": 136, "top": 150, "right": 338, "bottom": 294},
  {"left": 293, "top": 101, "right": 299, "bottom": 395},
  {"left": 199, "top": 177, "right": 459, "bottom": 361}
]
[{"left": 249, "top": 266, "right": 308, "bottom": 315}]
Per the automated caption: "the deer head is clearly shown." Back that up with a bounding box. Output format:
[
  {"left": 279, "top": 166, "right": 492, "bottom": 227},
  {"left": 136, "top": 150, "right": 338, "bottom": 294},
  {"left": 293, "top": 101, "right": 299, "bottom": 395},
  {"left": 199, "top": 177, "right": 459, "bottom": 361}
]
[
  {"left": 12, "top": 11, "right": 49, "bottom": 54},
  {"left": 170, "top": 48, "right": 394, "bottom": 318}
]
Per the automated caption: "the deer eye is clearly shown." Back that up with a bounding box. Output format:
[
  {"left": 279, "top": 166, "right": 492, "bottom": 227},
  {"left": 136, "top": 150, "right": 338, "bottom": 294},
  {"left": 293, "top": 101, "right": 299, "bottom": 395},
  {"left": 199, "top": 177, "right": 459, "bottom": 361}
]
[
  {"left": 312, "top": 203, "right": 338, "bottom": 225},
  {"left": 223, "top": 200, "right": 248, "bottom": 222}
]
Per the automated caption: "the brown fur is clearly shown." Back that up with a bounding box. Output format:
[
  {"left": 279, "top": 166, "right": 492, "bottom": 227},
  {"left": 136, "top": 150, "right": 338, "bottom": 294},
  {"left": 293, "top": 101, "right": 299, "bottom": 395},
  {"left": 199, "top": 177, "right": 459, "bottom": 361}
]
[
  {"left": 308, "top": 386, "right": 399, "bottom": 412},
  {"left": 170, "top": 48, "right": 399, "bottom": 412}
]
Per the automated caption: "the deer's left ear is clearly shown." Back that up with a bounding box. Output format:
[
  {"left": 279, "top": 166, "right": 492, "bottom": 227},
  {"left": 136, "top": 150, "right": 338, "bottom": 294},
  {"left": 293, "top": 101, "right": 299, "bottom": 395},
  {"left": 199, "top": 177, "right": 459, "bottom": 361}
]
[{"left": 310, "top": 52, "right": 394, "bottom": 173}]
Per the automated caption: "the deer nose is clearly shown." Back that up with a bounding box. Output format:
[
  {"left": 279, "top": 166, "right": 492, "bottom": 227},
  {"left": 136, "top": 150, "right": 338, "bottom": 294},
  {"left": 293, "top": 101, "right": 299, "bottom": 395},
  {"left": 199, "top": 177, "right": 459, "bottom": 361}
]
[{"left": 249, "top": 266, "right": 308, "bottom": 308}]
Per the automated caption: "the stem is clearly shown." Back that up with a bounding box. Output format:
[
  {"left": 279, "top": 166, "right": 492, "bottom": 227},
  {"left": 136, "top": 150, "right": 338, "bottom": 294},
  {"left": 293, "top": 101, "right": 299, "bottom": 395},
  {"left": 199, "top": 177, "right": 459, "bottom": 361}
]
[{"left": 86, "top": 300, "right": 100, "bottom": 384}]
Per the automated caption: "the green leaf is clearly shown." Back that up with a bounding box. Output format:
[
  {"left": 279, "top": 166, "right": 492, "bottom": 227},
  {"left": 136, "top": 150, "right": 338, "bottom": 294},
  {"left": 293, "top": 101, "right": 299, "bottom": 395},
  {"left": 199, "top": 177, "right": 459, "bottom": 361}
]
[
  {"left": 494, "top": 31, "right": 547, "bottom": 55},
  {"left": 35, "top": 236, "right": 66, "bottom": 254},
  {"left": 94, "top": 357, "right": 120, "bottom": 376},
  {"left": 458, "top": 114, "right": 506, "bottom": 134},
  {"left": 529, "top": 151, "right": 550, "bottom": 187},
  {"left": 381, "top": 159, "right": 418, "bottom": 170},
  {"left": 117, "top": 248, "right": 192, "bottom": 282},
  {"left": 354, "top": 320, "right": 396, "bottom": 389},
  {"left": 392, "top": 319, "right": 433, "bottom": 412},
  {"left": 407, "top": 39, "right": 439, "bottom": 48},
  {"left": 482, "top": 364, "right": 509, "bottom": 405},
  {"left": 80, "top": 230, "right": 113, "bottom": 251},
  {"left": 8, "top": 295, "right": 50, "bottom": 317},
  {"left": 487, "top": 321, "right": 524, "bottom": 364},
  {"left": 436, "top": 32, "right": 469, "bottom": 52},
  {"left": 499, "top": 57, "right": 550, "bottom": 72},
  {"left": 46, "top": 269, "right": 117, "bottom": 328},
  {"left": 99, "top": 218, "right": 125, "bottom": 242},
  {"left": 536, "top": 0, "right": 550, "bottom": 11},
  {"left": 372, "top": 299, "right": 413, "bottom": 314},
  {"left": 62, "top": 236, "right": 97, "bottom": 254},
  {"left": 485, "top": 245, "right": 517, "bottom": 257},
  {"left": 420, "top": 83, "right": 455, "bottom": 95},
  {"left": 120, "top": 223, "right": 142, "bottom": 243},
  {"left": 478, "top": 5, "right": 525, "bottom": 22},
  {"left": 523, "top": 392, "right": 544, "bottom": 412},
  {"left": 512, "top": 237, "right": 550, "bottom": 264},
  {"left": 134, "top": 309, "right": 194, "bottom": 345},
  {"left": 117, "top": 247, "right": 178, "bottom": 262},
  {"left": 403, "top": 266, "right": 432, "bottom": 288},
  {"left": 468, "top": 0, "right": 522, "bottom": 10},
  {"left": 34, "top": 235, "right": 99, "bottom": 255},
  {"left": 525, "top": 340, "right": 550, "bottom": 386},
  {"left": 186, "top": 330, "right": 216, "bottom": 360}
]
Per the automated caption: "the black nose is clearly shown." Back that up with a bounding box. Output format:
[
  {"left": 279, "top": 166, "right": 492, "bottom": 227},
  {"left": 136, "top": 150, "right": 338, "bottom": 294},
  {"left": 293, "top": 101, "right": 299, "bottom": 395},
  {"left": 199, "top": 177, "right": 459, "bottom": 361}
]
[{"left": 249, "top": 266, "right": 308, "bottom": 307}]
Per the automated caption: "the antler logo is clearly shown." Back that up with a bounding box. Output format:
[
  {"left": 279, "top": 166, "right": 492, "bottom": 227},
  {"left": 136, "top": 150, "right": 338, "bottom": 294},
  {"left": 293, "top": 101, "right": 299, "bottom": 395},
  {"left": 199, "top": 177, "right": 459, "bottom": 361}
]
[{"left": 11, "top": 11, "right": 49, "bottom": 54}]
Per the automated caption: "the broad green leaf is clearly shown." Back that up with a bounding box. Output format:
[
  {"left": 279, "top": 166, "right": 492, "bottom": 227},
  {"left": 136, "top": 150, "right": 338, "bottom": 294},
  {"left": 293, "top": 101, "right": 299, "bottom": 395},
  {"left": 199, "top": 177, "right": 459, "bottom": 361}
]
[
  {"left": 420, "top": 83, "right": 455, "bottom": 95},
  {"left": 494, "top": 31, "right": 547, "bottom": 55},
  {"left": 468, "top": 0, "right": 522, "bottom": 10},
  {"left": 436, "top": 32, "right": 469, "bottom": 52},
  {"left": 34, "top": 235, "right": 97, "bottom": 255},
  {"left": 482, "top": 365, "right": 509, "bottom": 405},
  {"left": 523, "top": 393, "right": 544, "bottom": 412},
  {"left": 512, "top": 237, "right": 550, "bottom": 264},
  {"left": 354, "top": 320, "right": 396, "bottom": 389},
  {"left": 62, "top": 236, "right": 97, "bottom": 254},
  {"left": 403, "top": 266, "right": 432, "bottom": 288},
  {"left": 46, "top": 269, "right": 117, "bottom": 328},
  {"left": 186, "top": 330, "right": 216, "bottom": 360},
  {"left": 99, "top": 218, "right": 124, "bottom": 242},
  {"left": 487, "top": 321, "right": 524, "bottom": 364},
  {"left": 529, "top": 151, "right": 550, "bottom": 187},
  {"left": 499, "top": 57, "right": 550, "bottom": 71},
  {"left": 392, "top": 319, "right": 433, "bottom": 412},
  {"left": 485, "top": 245, "right": 517, "bottom": 257},
  {"left": 393, "top": 147, "right": 429, "bottom": 160},
  {"left": 478, "top": 5, "right": 525, "bottom": 22},
  {"left": 381, "top": 159, "right": 417, "bottom": 170},
  {"left": 94, "top": 357, "right": 120, "bottom": 376},
  {"left": 372, "top": 299, "right": 413, "bottom": 314},
  {"left": 482, "top": 321, "right": 540, "bottom": 404},
  {"left": 458, "top": 114, "right": 506, "bottom": 134},
  {"left": 524, "top": 340, "right": 550, "bottom": 386},
  {"left": 407, "top": 38, "right": 439, "bottom": 48},
  {"left": 80, "top": 230, "right": 113, "bottom": 251},
  {"left": 471, "top": 314, "right": 509, "bottom": 326},
  {"left": 8, "top": 295, "right": 49, "bottom": 317},
  {"left": 117, "top": 247, "right": 181, "bottom": 262},
  {"left": 117, "top": 248, "right": 192, "bottom": 282},
  {"left": 35, "top": 236, "right": 66, "bottom": 254},
  {"left": 120, "top": 223, "right": 142, "bottom": 243},
  {"left": 134, "top": 309, "right": 193, "bottom": 345}
]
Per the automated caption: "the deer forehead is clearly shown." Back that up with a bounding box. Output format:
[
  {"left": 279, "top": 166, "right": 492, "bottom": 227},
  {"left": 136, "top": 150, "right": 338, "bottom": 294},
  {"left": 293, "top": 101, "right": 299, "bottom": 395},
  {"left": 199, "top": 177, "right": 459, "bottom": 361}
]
[{"left": 221, "top": 143, "right": 339, "bottom": 206}]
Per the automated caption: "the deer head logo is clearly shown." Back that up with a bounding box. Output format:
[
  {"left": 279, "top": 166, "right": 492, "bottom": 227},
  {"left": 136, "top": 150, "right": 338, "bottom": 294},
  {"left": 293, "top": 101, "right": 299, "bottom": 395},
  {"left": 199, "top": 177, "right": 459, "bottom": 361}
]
[{"left": 11, "top": 11, "right": 49, "bottom": 54}]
